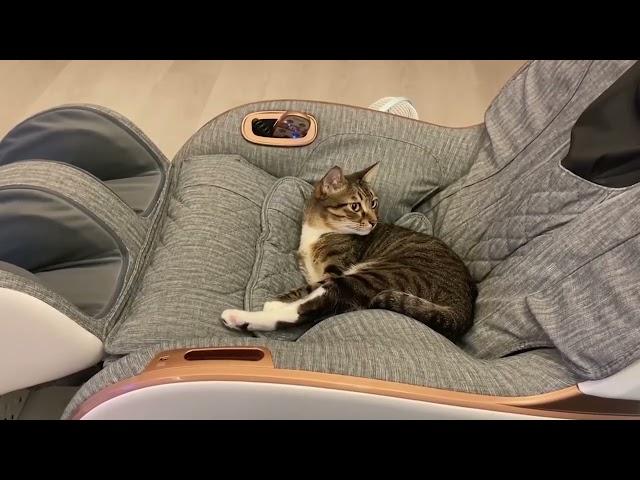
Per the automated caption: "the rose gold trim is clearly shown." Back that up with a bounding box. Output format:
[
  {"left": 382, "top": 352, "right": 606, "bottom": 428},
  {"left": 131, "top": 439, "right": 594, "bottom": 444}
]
[
  {"left": 72, "top": 347, "right": 640, "bottom": 420},
  {"left": 241, "top": 111, "right": 318, "bottom": 147}
]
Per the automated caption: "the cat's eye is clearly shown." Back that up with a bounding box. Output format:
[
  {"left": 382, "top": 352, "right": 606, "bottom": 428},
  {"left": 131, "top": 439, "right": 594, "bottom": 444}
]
[
  {"left": 351, "top": 203, "right": 361, "bottom": 212},
  {"left": 371, "top": 199, "right": 378, "bottom": 209}
]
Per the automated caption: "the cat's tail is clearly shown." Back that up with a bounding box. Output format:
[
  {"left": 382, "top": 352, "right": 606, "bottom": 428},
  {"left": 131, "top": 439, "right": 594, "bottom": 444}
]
[{"left": 369, "top": 290, "right": 472, "bottom": 341}]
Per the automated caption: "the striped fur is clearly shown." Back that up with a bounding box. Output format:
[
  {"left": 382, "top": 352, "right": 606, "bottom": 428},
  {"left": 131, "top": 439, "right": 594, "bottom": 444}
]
[{"left": 222, "top": 164, "right": 477, "bottom": 341}]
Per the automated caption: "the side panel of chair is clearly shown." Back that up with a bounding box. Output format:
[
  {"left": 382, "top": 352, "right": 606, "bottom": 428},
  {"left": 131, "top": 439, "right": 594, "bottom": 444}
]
[
  {"left": 0, "top": 288, "right": 103, "bottom": 395},
  {"left": 71, "top": 348, "right": 640, "bottom": 419},
  {"left": 579, "top": 359, "right": 640, "bottom": 401},
  {"left": 79, "top": 382, "right": 551, "bottom": 420}
]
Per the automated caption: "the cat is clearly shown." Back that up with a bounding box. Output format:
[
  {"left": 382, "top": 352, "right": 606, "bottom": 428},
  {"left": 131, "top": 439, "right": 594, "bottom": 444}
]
[{"left": 221, "top": 163, "right": 477, "bottom": 341}]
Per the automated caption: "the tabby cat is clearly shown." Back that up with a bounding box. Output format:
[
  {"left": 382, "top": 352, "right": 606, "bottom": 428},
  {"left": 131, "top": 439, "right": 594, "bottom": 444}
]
[{"left": 221, "top": 163, "right": 477, "bottom": 341}]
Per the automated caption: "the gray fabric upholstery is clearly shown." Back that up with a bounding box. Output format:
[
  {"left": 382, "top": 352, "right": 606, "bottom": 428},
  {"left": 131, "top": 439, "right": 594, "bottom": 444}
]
[
  {"left": 0, "top": 161, "right": 149, "bottom": 251},
  {"left": 102, "top": 174, "right": 164, "bottom": 215},
  {"left": 105, "top": 155, "right": 278, "bottom": 353},
  {"left": 0, "top": 104, "right": 167, "bottom": 215},
  {"left": 176, "top": 102, "right": 486, "bottom": 225},
  {"left": 62, "top": 310, "right": 578, "bottom": 418},
  {"left": 523, "top": 190, "right": 640, "bottom": 377},
  {"left": 394, "top": 212, "right": 433, "bottom": 235},
  {"left": 412, "top": 60, "right": 640, "bottom": 378},
  {"left": 244, "top": 177, "right": 312, "bottom": 341},
  {"left": 0, "top": 261, "right": 39, "bottom": 282}
]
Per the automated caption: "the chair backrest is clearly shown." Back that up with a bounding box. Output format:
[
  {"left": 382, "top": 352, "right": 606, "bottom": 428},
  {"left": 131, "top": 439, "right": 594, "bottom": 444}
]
[{"left": 418, "top": 60, "right": 640, "bottom": 382}]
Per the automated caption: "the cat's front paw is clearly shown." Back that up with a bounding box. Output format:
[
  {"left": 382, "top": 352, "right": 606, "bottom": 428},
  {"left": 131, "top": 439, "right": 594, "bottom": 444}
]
[
  {"left": 262, "top": 300, "right": 288, "bottom": 311},
  {"left": 220, "top": 309, "right": 249, "bottom": 331}
]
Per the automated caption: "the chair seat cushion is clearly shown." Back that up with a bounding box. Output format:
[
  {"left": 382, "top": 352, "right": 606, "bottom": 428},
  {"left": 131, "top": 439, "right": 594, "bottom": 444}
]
[{"left": 106, "top": 155, "right": 277, "bottom": 353}]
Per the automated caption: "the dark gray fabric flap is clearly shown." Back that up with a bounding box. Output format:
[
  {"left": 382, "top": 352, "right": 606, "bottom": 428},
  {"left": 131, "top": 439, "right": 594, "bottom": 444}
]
[
  {"left": 0, "top": 187, "right": 126, "bottom": 317},
  {"left": 36, "top": 258, "right": 124, "bottom": 317},
  {"left": 0, "top": 260, "right": 40, "bottom": 282},
  {"left": 103, "top": 173, "right": 163, "bottom": 214}
]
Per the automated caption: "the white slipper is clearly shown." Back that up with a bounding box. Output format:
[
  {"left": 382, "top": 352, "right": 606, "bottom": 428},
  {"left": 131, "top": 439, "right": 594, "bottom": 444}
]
[{"left": 368, "top": 96, "right": 419, "bottom": 119}]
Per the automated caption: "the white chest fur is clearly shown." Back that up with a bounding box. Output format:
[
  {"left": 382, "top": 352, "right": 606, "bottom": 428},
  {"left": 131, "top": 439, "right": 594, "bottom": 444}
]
[{"left": 298, "top": 223, "right": 331, "bottom": 284}]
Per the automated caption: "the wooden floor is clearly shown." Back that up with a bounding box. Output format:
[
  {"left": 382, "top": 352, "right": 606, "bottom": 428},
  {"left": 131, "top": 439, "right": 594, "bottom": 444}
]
[{"left": 0, "top": 60, "right": 525, "bottom": 159}]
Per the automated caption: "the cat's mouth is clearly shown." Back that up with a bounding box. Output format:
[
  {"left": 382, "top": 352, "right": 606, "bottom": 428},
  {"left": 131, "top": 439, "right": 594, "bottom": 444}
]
[{"left": 337, "top": 226, "right": 374, "bottom": 236}]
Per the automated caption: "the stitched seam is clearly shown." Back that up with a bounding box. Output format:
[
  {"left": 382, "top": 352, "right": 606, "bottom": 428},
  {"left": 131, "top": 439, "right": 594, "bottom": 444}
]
[
  {"left": 438, "top": 140, "right": 573, "bottom": 237},
  {"left": 244, "top": 177, "right": 296, "bottom": 311},
  {"left": 245, "top": 177, "right": 312, "bottom": 311},
  {"left": 104, "top": 160, "right": 177, "bottom": 340}
]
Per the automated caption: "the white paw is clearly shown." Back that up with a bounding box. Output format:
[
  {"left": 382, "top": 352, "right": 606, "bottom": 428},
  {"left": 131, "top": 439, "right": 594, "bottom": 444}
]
[
  {"left": 220, "top": 309, "right": 282, "bottom": 332},
  {"left": 262, "top": 300, "right": 288, "bottom": 311},
  {"left": 220, "top": 309, "right": 249, "bottom": 331}
]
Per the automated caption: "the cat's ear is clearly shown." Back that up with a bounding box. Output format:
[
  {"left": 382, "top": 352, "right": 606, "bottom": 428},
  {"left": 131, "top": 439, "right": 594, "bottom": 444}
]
[
  {"left": 319, "top": 165, "right": 345, "bottom": 195},
  {"left": 360, "top": 162, "right": 380, "bottom": 184}
]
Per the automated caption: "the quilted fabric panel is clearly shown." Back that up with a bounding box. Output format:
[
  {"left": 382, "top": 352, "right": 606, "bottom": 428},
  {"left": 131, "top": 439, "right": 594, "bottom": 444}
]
[
  {"left": 106, "top": 155, "right": 276, "bottom": 353},
  {"left": 444, "top": 159, "right": 607, "bottom": 282},
  {"left": 245, "top": 177, "right": 311, "bottom": 314}
]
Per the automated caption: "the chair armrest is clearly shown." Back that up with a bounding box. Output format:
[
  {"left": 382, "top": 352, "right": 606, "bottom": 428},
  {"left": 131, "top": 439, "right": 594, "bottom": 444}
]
[{"left": 70, "top": 346, "right": 639, "bottom": 420}]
